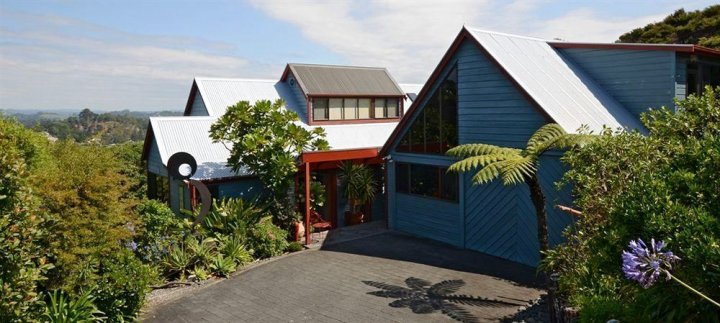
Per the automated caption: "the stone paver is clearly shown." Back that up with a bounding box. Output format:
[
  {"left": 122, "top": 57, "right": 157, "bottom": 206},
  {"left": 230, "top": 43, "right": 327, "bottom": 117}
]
[{"left": 143, "top": 231, "right": 544, "bottom": 322}]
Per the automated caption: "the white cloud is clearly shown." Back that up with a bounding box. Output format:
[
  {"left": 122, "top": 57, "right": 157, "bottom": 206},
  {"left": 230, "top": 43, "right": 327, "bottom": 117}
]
[
  {"left": 529, "top": 8, "right": 665, "bottom": 42},
  {"left": 248, "top": 0, "right": 677, "bottom": 83},
  {"left": 0, "top": 10, "right": 255, "bottom": 110},
  {"left": 0, "top": 1, "right": 707, "bottom": 110}
]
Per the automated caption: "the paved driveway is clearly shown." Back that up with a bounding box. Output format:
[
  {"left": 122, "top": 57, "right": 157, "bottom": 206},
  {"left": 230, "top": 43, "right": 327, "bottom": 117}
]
[{"left": 143, "top": 232, "right": 544, "bottom": 322}]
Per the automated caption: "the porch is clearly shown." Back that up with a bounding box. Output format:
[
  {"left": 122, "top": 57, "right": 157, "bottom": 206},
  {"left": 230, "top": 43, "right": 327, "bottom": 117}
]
[{"left": 298, "top": 148, "right": 387, "bottom": 245}]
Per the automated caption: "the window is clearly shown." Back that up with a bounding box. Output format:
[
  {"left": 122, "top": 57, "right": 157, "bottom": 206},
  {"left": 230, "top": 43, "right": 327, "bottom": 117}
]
[
  {"left": 311, "top": 97, "right": 401, "bottom": 121},
  {"left": 687, "top": 62, "right": 720, "bottom": 96},
  {"left": 329, "top": 98, "right": 343, "bottom": 120},
  {"left": 358, "top": 98, "right": 371, "bottom": 119},
  {"left": 395, "top": 162, "right": 458, "bottom": 202},
  {"left": 313, "top": 98, "right": 328, "bottom": 120},
  {"left": 373, "top": 98, "right": 400, "bottom": 118},
  {"left": 397, "top": 66, "right": 457, "bottom": 154},
  {"left": 343, "top": 98, "right": 357, "bottom": 119}
]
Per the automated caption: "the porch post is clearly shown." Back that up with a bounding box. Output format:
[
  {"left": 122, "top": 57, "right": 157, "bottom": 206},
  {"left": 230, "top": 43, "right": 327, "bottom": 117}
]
[{"left": 305, "top": 162, "right": 311, "bottom": 245}]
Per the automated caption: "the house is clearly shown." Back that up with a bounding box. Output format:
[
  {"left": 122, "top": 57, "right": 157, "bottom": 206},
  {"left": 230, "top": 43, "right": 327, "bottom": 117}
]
[
  {"left": 142, "top": 64, "right": 421, "bottom": 243},
  {"left": 380, "top": 27, "right": 720, "bottom": 267}
]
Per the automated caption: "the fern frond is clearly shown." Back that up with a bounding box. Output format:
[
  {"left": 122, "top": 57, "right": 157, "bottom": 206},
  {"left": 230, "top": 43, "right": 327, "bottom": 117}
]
[
  {"left": 447, "top": 143, "right": 520, "bottom": 159},
  {"left": 447, "top": 154, "right": 510, "bottom": 173},
  {"left": 497, "top": 156, "right": 536, "bottom": 185},
  {"left": 526, "top": 123, "right": 567, "bottom": 155},
  {"left": 471, "top": 162, "right": 503, "bottom": 185}
]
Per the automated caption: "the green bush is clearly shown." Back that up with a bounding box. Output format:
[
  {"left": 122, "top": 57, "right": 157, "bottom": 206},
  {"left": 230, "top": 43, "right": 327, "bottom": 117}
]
[
  {"left": 286, "top": 241, "right": 304, "bottom": 252},
  {"left": 43, "top": 289, "right": 105, "bottom": 323},
  {"left": 0, "top": 119, "right": 53, "bottom": 322},
  {"left": 203, "top": 198, "right": 264, "bottom": 237},
  {"left": 134, "top": 199, "right": 187, "bottom": 264},
  {"left": 248, "top": 217, "right": 289, "bottom": 259},
  {"left": 546, "top": 87, "right": 720, "bottom": 321},
  {"left": 218, "top": 234, "right": 253, "bottom": 266},
  {"left": 92, "top": 249, "right": 158, "bottom": 322},
  {"left": 209, "top": 255, "right": 237, "bottom": 278}
]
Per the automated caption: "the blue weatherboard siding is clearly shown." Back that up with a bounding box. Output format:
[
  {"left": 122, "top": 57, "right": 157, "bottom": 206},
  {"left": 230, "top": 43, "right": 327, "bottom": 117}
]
[
  {"left": 217, "top": 178, "right": 266, "bottom": 200},
  {"left": 675, "top": 55, "right": 688, "bottom": 102},
  {"left": 558, "top": 48, "right": 676, "bottom": 118},
  {"left": 389, "top": 153, "right": 462, "bottom": 247},
  {"left": 189, "top": 90, "right": 209, "bottom": 116},
  {"left": 388, "top": 39, "right": 573, "bottom": 267}
]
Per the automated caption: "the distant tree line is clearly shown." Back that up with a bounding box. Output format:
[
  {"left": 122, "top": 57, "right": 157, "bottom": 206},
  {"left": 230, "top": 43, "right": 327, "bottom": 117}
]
[
  {"left": 618, "top": 5, "right": 720, "bottom": 49},
  {"left": 6, "top": 108, "right": 181, "bottom": 145}
]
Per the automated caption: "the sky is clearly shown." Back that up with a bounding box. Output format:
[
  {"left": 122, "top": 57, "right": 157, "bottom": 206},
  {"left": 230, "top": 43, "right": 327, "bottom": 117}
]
[{"left": 0, "top": 0, "right": 715, "bottom": 111}]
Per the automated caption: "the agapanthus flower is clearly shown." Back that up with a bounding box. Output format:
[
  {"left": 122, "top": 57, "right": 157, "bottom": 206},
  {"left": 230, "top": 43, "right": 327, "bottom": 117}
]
[
  {"left": 622, "top": 238, "right": 680, "bottom": 288},
  {"left": 125, "top": 240, "right": 138, "bottom": 251}
]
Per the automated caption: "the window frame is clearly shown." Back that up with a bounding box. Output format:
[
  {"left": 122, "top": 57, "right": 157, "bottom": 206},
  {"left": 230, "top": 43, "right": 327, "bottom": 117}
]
[
  {"left": 310, "top": 96, "right": 403, "bottom": 123},
  {"left": 396, "top": 65, "right": 458, "bottom": 155},
  {"left": 394, "top": 162, "right": 458, "bottom": 203}
]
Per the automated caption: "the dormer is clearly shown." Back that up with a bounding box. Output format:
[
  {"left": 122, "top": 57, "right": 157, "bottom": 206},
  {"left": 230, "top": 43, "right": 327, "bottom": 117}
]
[{"left": 280, "top": 63, "right": 407, "bottom": 125}]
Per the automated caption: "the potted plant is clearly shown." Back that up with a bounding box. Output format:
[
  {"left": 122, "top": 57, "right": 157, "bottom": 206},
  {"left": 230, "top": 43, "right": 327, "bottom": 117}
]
[{"left": 338, "top": 161, "right": 378, "bottom": 226}]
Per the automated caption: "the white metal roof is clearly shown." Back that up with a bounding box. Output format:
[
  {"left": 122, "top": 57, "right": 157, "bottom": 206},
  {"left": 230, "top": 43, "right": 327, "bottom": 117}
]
[
  {"left": 465, "top": 27, "right": 644, "bottom": 133},
  {"left": 148, "top": 75, "right": 419, "bottom": 180},
  {"left": 303, "top": 122, "right": 399, "bottom": 151},
  {"left": 149, "top": 116, "right": 248, "bottom": 180},
  {"left": 194, "top": 78, "right": 305, "bottom": 119}
]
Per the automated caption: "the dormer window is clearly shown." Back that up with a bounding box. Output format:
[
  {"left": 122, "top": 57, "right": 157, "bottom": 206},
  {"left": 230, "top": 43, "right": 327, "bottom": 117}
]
[{"left": 311, "top": 97, "right": 401, "bottom": 121}]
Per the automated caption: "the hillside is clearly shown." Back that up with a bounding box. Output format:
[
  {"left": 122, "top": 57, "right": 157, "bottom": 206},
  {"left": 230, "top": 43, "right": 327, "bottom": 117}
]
[
  {"left": 3, "top": 108, "right": 182, "bottom": 144},
  {"left": 618, "top": 5, "right": 720, "bottom": 48}
]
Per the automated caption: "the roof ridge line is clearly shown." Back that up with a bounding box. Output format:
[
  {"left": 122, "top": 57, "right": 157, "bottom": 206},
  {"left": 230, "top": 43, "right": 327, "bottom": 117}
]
[{"left": 464, "top": 26, "right": 549, "bottom": 42}]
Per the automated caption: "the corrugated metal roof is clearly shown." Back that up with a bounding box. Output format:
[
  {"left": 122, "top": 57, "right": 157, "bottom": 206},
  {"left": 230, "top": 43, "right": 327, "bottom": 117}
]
[
  {"left": 149, "top": 116, "right": 249, "bottom": 180},
  {"left": 303, "top": 122, "right": 399, "bottom": 151},
  {"left": 195, "top": 78, "right": 299, "bottom": 116},
  {"left": 288, "top": 63, "right": 405, "bottom": 96},
  {"left": 466, "top": 27, "right": 644, "bottom": 133}
]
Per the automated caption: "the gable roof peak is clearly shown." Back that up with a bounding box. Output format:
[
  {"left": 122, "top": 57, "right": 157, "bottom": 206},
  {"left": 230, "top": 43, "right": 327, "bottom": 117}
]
[{"left": 463, "top": 26, "right": 550, "bottom": 42}]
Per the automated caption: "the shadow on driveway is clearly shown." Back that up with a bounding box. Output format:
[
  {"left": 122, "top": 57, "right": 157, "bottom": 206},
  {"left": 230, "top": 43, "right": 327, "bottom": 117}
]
[{"left": 321, "top": 231, "right": 543, "bottom": 288}]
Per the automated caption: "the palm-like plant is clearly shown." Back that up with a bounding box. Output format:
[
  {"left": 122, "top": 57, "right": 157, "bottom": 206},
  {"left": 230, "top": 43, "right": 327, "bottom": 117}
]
[{"left": 447, "top": 123, "right": 592, "bottom": 257}]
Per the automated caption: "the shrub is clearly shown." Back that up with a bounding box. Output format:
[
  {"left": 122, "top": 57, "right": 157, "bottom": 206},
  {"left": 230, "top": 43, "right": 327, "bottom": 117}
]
[
  {"left": 0, "top": 121, "right": 53, "bottom": 322},
  {"left": 203, "top": 198, "right": 264, "bottom": 237},
  {"left": 248, "top": 217, "right": 289, "bottom": 259},
  {"left": 218, "top": 234, "right": 253, "bottom": 266},
  {"left": 546, "top": 87, "right": 720, "bottom": 321},
  {"left": 93, "top": 249, "right": 158, "bottom": 322},
  {"left": 35, "top": 141, "right": 137, "bottom": 291},
  {"left": 163, "top": 243, "right": 194, "bottom": 280},
  {"left": 286, "top": 241, "right": 304, "bottom": 253},
  {"left": 134, "top": 199, "right": 187, "bottom": 264},
  {"left": 209, "top": 255, "right": 236, "bottom": 278},
  {"left": 43, "top": 289, "right": 105, "bottom": 323},
  {"left": 189, "top": 266, "right": 210, "bottom": 281}
]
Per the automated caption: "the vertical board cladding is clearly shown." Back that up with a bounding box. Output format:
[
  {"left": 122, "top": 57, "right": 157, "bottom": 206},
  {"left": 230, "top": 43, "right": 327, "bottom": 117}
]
[
  {"left": 456, "top": 42, "right": 546, "bottom": 148},
  {"left": 557, "top": 48, "right": 676, "bottom": 118},
  {"left": 217, "top": 177, "right": 266, "bottom": 200},
  {"left": 189, "top": 91, "right": 210, "bottom": 116}
]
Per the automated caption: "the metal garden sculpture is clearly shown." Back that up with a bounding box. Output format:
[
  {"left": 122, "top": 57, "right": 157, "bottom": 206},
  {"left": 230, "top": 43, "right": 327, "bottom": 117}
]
[{"left": 167, "top": 152, "right": 212, "bottom": 228}]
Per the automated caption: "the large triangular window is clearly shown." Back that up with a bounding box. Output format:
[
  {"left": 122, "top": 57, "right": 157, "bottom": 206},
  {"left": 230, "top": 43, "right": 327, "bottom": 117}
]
[{"left": 397, "top": 66, "right": 457, "bottom": 154}]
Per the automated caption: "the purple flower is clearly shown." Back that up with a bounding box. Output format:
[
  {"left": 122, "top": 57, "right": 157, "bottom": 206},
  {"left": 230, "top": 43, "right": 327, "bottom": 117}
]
[
  {"left": 622, "top": 238, "right": 680, "bottom": 288},
  {"left": 125, "top": 240, "right": 138, "bottom": 251}
]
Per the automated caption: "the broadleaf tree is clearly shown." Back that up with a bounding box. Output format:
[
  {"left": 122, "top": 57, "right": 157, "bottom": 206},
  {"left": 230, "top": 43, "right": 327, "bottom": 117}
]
[{"left": 210, "top": 99, "right": 329, "bottom": 228}]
